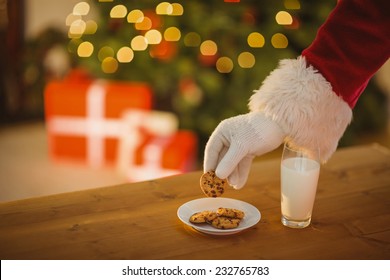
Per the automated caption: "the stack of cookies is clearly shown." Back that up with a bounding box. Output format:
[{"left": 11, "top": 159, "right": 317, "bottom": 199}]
[
  {"left": 189, "top": 207, "right": 245, "bottom": 229},
  {"left": 195, "top": 171, "right": 244, "bottom": 229}
]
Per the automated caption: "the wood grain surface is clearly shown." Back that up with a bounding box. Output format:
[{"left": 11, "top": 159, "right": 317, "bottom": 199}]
[{"left": 0, "top": 144, "right": 389, "bottom": 260}]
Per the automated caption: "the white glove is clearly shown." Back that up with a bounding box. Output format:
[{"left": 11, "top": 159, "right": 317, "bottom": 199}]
[{"left": 204, "top": 112, "right": 285, "bottom": 189}]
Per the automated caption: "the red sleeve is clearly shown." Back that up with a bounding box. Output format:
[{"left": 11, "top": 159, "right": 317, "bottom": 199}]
[{"left": 302, "top": 0, "right": 390, "bottom": 108}]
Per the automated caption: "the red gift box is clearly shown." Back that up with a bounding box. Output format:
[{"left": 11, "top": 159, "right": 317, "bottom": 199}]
[
  {"left": 115, "top": 109, "right": 197, "bottom": 182},
  {"left": 44, "top": 71, "right": 153, "bottom": 167},
  {"left": 126, "top": 130, "right": 198, "bottom": 182}
]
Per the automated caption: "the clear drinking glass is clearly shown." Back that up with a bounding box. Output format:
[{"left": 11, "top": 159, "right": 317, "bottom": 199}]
[{"left": 280, "top": 143, "right": 320, "bottom": 228}]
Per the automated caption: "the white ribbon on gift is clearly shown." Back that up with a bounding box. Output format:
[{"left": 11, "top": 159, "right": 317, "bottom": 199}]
[
  {"left": 116, "top": 109, "right": 179, "bottom": 181},
  {"left": 125, "top": 136, "right": 181, "bottom": 182},
  {"left": 47, "top": 81, "right": 123, "bottom": 168}
]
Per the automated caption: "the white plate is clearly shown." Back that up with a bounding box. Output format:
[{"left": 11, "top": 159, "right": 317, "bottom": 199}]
[{"left": 177, "top": 197, "right": 261, "bottom": 235}]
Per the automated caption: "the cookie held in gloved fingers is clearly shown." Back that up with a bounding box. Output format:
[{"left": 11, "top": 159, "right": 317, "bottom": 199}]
[{"left": 200, "top": 170, "right": 228, "bottom": 197}]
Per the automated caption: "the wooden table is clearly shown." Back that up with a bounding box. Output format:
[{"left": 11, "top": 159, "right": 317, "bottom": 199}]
[{"left": 0, "top": 144, "right": 389, "bottom": 260}]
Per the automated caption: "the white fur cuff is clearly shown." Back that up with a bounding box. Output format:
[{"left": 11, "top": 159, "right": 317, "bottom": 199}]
[{"left": 248, "top": 56, "right": 352, "bottom": 162}]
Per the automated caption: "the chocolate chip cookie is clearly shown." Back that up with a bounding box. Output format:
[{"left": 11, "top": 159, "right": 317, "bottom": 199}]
[
  {"left": 200, "top": 170, "right": 227, "bottom": 197},
  {"left": 210, "top": 216, "right": 241, "bottom": 229},
  {"left": 189, "top": 210, "right": 218, "bottom": 223},
  {"left": 216, "top": 207, "right": 245, "bottom": 219}
]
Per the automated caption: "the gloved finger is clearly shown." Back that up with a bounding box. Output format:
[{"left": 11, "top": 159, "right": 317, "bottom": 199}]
[
  {"left": 227, "top": 155, "right": 254, "bottom": 189},
  {"left": 203, "top": 133, "right": 227, "bottom": 172},
  {"left": 215, "top": 142, "right": 247, "bottom": 180}
]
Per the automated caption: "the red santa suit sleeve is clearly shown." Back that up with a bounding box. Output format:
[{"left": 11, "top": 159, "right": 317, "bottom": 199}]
[
  {"left": 302, "top": 0, "right": 390, "bottom": 108},
  {"left": 249, "top": 0, "right": 390, "bottom": 162}
]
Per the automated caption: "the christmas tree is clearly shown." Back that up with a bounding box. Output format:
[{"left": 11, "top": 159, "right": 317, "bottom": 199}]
[
  {"left": 19, "top": 0, "right": 387, "bottom": 158},
  {"left": 66, "top": 0, "right": 342, "bottom": 152}
]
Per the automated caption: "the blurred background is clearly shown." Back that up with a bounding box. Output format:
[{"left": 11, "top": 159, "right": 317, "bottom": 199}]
[{"left": 1, "top": 0, "right": 389, "bottom": 202}]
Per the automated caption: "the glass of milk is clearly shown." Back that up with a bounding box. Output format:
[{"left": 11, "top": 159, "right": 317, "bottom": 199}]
[{"left": 280, "top": 143, "right": 320, "bottom": 228}]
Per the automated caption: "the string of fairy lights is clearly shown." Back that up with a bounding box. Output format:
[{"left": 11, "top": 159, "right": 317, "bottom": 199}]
[{"left": 66, "top": 0, "right": 301, "bottom": 74}]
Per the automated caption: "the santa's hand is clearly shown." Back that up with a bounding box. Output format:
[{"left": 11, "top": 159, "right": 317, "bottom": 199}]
[{"left": 204, "top": 112, "right": 285, "bottom": 189}]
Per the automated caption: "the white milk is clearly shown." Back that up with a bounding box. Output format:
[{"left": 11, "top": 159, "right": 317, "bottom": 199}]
[{"left": 281, "top": 157, "right": 320, "bottom": 221}]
